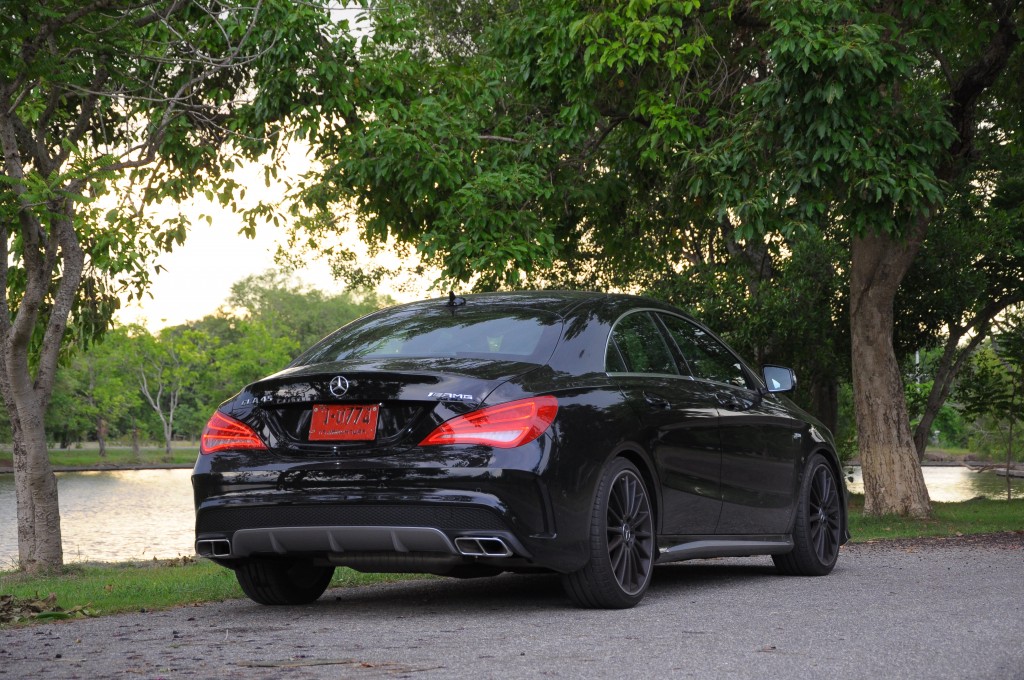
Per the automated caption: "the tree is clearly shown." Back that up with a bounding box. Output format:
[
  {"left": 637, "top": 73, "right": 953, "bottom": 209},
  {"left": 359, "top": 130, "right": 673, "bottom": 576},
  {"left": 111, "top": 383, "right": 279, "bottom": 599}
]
[
  {"left": 131, "top": 326, "right": 215, "bottom": 460},
  {"left": 682, "top": 1, "right": 1021, "bottom": 518},
  {"left": 43, "top": 368, "right": 95, "bottom": 450},
  {"left": 1, "top": 1, "right": 358, "bottom": 572},
  {"left": 958, "top": 313, "right": 1024, "bottom": 498},
  {"left": 293, "top": 0, "right": 1023, "bottom": 518},
  {"left": 60, "top": 328, "right": 140, "bottom": 455},
  {"left": 226, "top": 270, "right": 389, "bottom": 349},
  {"left": 899, "top": 114, "right": 1024, "bottom": 461}
]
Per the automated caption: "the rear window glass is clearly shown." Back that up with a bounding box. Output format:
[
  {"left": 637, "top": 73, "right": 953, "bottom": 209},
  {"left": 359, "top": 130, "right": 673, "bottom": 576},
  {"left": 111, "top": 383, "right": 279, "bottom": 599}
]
[{"left": 293, "top": 306, "right": 564, "bottom": 366}]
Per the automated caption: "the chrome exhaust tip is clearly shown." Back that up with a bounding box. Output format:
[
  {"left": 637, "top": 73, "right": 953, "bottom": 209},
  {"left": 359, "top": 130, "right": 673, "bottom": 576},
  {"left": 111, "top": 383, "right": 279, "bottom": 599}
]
[
  {"left": 196, "top": 538, "right": 232, "bottom": 558},
  {"left": 454, "top": 537, "right": 513, "bottom": 558}
]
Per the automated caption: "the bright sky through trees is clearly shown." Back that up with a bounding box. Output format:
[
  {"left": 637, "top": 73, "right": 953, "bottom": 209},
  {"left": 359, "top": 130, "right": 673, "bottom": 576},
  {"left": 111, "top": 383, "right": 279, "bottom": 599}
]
[{"left": 114, "top": 148, "right": 432, "bottom": 332}]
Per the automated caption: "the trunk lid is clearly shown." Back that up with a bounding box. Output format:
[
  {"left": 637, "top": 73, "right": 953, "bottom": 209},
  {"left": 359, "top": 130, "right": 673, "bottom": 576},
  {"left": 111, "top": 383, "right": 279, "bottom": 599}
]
[{"left": 223, "top": 358, "right": 541, "bottom": 456}]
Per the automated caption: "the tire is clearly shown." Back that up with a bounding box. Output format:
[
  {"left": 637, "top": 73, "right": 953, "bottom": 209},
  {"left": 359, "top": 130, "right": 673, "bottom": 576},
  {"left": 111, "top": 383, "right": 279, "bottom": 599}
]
[
  {"left": 773, "top": 453, "right": 843, "bottom": 576},
  {"left": 235, "top": 558, "right": 335, "bottom": 605},
  {"left": 562, "top": 458, "right": 655, "bottom": 609}
]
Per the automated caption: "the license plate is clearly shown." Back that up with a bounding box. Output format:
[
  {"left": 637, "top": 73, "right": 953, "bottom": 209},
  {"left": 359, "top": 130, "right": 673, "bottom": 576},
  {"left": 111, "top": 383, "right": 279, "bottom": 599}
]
[{"left": 309, "top": 404, "right": 379, "bottom": 441}]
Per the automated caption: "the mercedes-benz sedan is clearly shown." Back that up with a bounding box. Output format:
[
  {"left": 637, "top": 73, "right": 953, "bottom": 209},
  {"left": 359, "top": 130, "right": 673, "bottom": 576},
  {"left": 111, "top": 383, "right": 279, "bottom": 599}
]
[{"left": 193, "top": 291, "right": 848, "bottom": 608}]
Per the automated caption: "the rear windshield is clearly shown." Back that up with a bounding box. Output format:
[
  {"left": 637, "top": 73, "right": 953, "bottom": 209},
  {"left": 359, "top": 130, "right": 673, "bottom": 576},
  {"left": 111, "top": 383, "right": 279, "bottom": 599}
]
[{"left": 293, "top": 305, "right": 564, "bottom": 366}]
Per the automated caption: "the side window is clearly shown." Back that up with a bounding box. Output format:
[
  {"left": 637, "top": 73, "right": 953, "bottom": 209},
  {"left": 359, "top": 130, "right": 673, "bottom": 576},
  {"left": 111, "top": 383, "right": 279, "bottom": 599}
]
[
  {"left": 660, "top": 314, "right": 751, "bottom": 388},
  {"left": 606, "top": 312, "right": 678, "bottom": 375}
]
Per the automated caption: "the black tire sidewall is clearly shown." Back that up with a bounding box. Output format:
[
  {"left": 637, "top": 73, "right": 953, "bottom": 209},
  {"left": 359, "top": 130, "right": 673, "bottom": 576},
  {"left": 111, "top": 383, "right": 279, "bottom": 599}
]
[
  {"left": 563, "top": 457, "right": 654, "bottom": 608},
  {"left": 776, "top": 453, "right": 840, "bottom": 576}
]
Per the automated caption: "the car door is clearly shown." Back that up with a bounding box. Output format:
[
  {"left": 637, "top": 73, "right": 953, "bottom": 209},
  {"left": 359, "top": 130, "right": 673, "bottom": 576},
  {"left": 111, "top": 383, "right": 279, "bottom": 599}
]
[
  {"left": 658, "top": 314, "right": 803, "bottom": 535},
  {"left": 606, "top": 311, "right": 722, "bottom": 536}
]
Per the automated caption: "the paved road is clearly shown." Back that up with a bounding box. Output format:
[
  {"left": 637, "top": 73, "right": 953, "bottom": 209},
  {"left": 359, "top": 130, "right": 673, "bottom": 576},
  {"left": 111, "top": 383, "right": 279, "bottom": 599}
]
[{"left": 2, "top": 534, "right": 1022, "bottom": 679}]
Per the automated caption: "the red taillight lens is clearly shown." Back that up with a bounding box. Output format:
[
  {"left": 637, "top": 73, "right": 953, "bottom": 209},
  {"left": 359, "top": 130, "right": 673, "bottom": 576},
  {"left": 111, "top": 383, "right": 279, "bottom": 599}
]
[
  {"left": 200, "top": 412, "right": 267, "bottom": 454},
  {"left": 419, "top": 396, "right": 558, "bottom": 449}
]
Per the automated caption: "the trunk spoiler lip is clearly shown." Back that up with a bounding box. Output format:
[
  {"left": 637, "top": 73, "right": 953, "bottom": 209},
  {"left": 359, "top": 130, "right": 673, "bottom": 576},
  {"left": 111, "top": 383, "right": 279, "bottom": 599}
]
[{"left": 260, "top": 357, "right": 545, "bottom": 386}]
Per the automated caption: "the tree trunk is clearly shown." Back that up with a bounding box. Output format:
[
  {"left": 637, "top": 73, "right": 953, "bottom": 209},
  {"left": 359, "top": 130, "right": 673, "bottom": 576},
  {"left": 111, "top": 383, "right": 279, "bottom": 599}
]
[
  {"left": 850, "top": 231, "right": 931, "bottom": 518},
  {"left": 808, "top": 374, "right": 839, "bottom": 436},
  {"left": 1008, "top": 375, "right": 1019, "bottom": 502},
  {"left": 97, "top": 416, "right": 108, "bottom": 458},
  {"left": 6, "top": 390, "right": 63, "bottom": 573},
  {"left": 131, "top": 417, "right": 140, "bottom": 461}
]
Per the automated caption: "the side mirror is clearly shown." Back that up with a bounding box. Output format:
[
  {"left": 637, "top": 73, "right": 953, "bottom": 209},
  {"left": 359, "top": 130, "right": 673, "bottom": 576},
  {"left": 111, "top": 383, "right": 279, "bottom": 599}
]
[{"left": 762, "top": 365, "right": 796, "bottom": 393}]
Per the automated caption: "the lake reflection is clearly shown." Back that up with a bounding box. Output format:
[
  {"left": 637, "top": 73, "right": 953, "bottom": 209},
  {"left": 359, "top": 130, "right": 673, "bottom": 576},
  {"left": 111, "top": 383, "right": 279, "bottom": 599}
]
[
  {"left": 0, "top": 469, "right": 195, "bottom": 568},
  {"left": 846, "top": 465, "right": 1021, "bottom": 502}
]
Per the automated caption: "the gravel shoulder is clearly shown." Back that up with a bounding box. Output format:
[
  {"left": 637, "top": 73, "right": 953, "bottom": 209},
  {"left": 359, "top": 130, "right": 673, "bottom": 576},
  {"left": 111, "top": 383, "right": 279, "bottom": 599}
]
[{"left": 2, "top": 533, "right": 1022, "bottom": 680}]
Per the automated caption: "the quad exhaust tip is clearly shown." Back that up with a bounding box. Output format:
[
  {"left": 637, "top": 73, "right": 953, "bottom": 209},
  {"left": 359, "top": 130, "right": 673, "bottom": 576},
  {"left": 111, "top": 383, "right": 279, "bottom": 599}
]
[
  {"left": 196, "top": 539, "right": 232, "bottom": 558},
  {"left": 454, "top": 537, "right": 513, "bottom": 558}
]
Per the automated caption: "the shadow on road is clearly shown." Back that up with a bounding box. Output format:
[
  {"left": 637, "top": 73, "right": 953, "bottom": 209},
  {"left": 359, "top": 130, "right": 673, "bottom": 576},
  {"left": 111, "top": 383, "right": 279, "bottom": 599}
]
[{"left": 237, "top": 556, "right": 788, "bottom": 616}]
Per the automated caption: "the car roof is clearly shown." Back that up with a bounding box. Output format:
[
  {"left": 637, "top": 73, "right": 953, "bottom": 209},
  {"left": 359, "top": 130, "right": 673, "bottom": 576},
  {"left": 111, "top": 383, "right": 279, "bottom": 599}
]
[{"left": 402, "top": 290, "right": 683, "bottom": 320}]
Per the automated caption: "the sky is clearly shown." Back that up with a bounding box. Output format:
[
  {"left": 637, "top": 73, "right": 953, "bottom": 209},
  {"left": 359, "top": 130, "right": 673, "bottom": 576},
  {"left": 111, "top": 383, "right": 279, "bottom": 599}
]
[
  {"left": 114, "top": 148, "right": 433, "bottom": 331},
  {"left": 116, "top": 220, "right": 315, "bottom": 330},
  {"left": 115, "top": 219, "right": 434, "bottom": 331}
]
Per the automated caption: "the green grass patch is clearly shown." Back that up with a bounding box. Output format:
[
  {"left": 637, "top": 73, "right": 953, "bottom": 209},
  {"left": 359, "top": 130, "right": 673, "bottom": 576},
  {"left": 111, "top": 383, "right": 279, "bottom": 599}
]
[
  {"left": 0, "top": 558, "right": 419, "bottom": 627},
  {"left": 848, "top": 494, "right": 1024, "bottom": 541},
  {"left": 0, "top": 445, "right": 197, "bottom": 469}
]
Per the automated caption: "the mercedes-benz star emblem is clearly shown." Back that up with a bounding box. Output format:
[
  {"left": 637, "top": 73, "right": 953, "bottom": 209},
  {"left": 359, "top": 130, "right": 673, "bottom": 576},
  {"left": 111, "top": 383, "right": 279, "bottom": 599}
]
[{"left": 328, "top": 375, "right": 350, "bottom": 397}]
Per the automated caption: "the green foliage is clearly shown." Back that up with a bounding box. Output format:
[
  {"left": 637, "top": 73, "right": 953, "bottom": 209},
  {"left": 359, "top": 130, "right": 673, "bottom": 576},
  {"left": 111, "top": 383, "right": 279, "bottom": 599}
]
[
  {"left": 956, "top": 314, "right": 1024, "bottom": 462},
  {"left": 834, "top": 382, "right": 859, "bottom": 463},
  {"left": 13, "top": 275, "right": 390, "bottom": 450},
  {"left": 689, "top": 0, "right": 954, "bottom": 241},
  {"left": 2, "top": 1, "right": 360, "bottom": 336},
  {"left": 905, "top": 380, "right": 970, "bottom": 450},
  {"left": 226, "top": 271, "right": 388, "bottom": 349}
]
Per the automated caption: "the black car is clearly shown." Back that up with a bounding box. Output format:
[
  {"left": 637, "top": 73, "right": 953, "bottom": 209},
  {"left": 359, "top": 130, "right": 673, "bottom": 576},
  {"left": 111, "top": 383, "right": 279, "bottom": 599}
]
[{"left": 193, "top": 291, "right": 848, "bottom": 609}]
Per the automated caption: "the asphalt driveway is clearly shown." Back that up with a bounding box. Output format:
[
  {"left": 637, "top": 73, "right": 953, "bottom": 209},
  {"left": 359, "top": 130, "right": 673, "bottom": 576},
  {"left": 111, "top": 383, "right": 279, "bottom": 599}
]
[{"left": 2, "top": 533, "right": 1021, "bottom": 679}]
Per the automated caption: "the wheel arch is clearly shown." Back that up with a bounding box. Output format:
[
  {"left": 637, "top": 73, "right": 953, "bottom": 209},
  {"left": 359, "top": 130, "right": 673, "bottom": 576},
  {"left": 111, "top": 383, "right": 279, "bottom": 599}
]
[
  {"left": 608, "top": 446, "right": 661, "bottom": 538},
  {"left": 802, "top": 445, "right": 850, "bottom": 545}
]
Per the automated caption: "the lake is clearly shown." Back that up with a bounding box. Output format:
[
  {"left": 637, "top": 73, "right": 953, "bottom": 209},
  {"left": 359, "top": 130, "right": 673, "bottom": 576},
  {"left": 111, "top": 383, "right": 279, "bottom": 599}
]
[
  {"left": 1, "top": 465, "right": 1020, "bottom": 566},
  {"left": 0, "top": 469, "right": 195, "bottom": 568},
  {"left": 845, "top": 464, "right": 1022, "bottom": 502}
]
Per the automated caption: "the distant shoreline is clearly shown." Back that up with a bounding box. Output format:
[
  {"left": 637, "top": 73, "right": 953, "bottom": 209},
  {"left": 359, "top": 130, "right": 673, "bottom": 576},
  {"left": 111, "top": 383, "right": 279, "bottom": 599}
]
[{"left": 0, "top": 463, "right": 193, "bottom": 474}]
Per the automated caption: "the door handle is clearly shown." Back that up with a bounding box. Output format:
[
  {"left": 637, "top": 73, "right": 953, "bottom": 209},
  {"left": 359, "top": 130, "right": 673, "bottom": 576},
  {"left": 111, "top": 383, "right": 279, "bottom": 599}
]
[
  {"left": 716, "top": 394, "right": 745, "bottom": 410},
  {"left": 643, "top": 392, "right": 671, "bottom": 410}
]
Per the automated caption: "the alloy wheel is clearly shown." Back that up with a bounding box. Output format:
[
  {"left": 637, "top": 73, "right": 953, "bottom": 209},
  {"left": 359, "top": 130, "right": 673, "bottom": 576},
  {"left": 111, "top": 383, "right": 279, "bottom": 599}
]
[
  {"left": 605, "top": 469, "right": 654, "bottom": 595},
  {"left": 808, "top": 464, "right": 842, "bottom": 565}
]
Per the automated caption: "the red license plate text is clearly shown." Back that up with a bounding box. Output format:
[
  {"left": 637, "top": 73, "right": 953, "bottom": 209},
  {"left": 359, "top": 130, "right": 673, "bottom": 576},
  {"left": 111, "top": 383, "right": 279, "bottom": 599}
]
[{"left": 309, "top": 404, "right": 379, "bottom": 441}]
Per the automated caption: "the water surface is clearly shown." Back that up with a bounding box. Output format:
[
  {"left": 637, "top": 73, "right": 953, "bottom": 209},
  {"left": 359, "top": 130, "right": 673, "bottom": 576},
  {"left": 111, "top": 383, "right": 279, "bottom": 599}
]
[
  {"left": 0, "top": 469, "right": 194, "bottom": 568},
  {"left": 846, "top": 465, "right": 1021, "bottom": 502}
]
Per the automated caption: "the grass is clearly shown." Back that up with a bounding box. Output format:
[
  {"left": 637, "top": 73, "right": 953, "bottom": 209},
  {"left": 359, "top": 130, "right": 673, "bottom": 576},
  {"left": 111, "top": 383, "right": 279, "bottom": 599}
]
[
  {"left": 0, "top": 444, "right": 197, "bottom": 469},
  {"left": 0, "top": 558, "right": 418, "bottom": 626},
  {"left": 848, "top": 494, "right": 1024, "bottom": 541}
]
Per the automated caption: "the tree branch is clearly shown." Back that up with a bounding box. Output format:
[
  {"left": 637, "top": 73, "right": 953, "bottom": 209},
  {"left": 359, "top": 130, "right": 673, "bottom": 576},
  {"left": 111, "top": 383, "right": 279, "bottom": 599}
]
[
  {"left": 947, "top": 1, "right": 1021, "bottom": 163},
  {"left": 34, "top": 199, "right": 86, "bottom": 409}
]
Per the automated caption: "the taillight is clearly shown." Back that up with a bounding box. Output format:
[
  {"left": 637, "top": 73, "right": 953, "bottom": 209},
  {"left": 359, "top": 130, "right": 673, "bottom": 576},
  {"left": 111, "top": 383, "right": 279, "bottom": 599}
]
[
  {"left": 200, "top": 412, "right": 267, "bottom": 454},
  {"left": 419, "top": 396, "right": 558, "bottom": 449}
]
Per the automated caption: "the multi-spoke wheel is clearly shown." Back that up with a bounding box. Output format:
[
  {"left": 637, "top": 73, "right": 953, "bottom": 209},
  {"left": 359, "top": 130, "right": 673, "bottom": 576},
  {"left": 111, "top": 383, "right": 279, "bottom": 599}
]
[
  {"left": 562, "top": 458, "right": 655, "bottom": 608},
  {"left": 235, "top": 558, "right": 334, "bottom": 605},
  {"left": 774, "top": 453, "right": 843, "bottom": 576}
]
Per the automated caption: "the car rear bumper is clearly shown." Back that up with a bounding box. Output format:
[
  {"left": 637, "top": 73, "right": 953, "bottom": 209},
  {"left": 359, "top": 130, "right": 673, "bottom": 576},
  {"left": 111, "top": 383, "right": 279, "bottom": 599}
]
[
  {"left": 192, "top": 472, "right": 589, "bottom": 574},
  {"left": 197, "top": 524, "right": 527, "bottom": 561}
]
